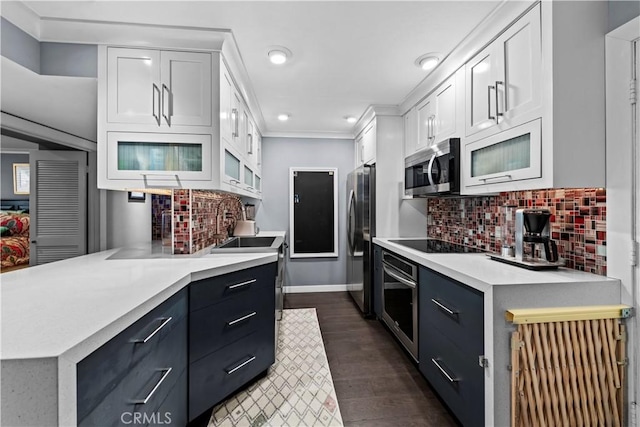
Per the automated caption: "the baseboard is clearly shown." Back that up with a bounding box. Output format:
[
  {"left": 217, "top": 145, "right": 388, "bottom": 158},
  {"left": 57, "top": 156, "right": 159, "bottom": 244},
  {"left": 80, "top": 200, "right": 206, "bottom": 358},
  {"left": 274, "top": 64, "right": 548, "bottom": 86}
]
[{"left": 284, "top": 284, "right": 348, "bottom": 294}]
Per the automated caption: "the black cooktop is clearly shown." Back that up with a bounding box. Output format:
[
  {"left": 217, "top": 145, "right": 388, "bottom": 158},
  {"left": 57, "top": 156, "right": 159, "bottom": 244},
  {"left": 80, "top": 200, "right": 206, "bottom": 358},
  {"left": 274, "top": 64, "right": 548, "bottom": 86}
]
[{"left": 388, "top": 239, "right": 483, "bottom": 254}]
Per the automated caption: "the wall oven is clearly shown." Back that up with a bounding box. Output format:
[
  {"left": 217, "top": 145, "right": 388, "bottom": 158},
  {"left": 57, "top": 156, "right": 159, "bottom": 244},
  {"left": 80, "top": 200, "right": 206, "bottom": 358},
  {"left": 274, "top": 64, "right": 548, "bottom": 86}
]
[
  {"left": 380, "top": 250, "right": 418, "bottom": 361},
  {"left": 404, "top": 137, "right": 460, "bottom": 197}
]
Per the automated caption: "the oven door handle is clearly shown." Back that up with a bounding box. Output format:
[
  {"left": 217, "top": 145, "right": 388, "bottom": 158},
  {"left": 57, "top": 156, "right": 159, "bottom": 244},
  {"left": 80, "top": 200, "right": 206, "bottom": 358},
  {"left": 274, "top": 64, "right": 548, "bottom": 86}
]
[
  {"left": 383, "top": 264, "right": 416, "bottom": 289},
  {"left": 426, "top": 153, "right": 437, "bottom": 187}
]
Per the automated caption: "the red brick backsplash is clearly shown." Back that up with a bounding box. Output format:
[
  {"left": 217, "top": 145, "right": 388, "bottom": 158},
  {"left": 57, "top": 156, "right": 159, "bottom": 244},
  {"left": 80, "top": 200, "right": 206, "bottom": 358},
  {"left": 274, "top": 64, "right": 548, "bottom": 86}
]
[
  {"left": 151, "top": 194, "right": 172, "bottom": 241},
  {"left": 170, "top": 190, "right": 244, "bottom": 254},
  {"left": 427, "top": 188, "right": 606, "bottom": 275}
]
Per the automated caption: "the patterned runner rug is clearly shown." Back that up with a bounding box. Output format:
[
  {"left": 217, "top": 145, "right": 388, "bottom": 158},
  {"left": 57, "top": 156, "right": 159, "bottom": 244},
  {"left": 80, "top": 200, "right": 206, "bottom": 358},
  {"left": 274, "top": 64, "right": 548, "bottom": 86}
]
[{"left": 209, "top": 308, "right": 344, "bottom": 427}]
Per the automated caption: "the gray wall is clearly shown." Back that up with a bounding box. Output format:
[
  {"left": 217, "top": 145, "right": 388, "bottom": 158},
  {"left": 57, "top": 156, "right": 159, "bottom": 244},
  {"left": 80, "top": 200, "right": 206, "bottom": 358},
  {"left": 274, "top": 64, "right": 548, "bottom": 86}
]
[
  {"left": 0, "top": 17, "right": 97, "bottom": 78},
  {"left": 106, "top": 191, "right": 152, "bottom": 249},
  {"left": 609, "top": 0, "right": 640, "bottom": 31},
  {"left": 1, "top": 153, "right": 29, "bottom": 200},
  {"left": 256, "top": 137, "right": 354, "bottom": 287}
]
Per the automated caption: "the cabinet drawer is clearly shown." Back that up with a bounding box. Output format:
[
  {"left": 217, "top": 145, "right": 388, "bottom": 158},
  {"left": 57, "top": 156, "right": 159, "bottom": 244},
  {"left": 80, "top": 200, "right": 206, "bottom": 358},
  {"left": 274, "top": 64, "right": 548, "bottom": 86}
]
[
  {"left": 189, "top": 328, "right": 275, "bottom": 421},
  {"left": 190, "top": 286, "right": 274, "bottom": 363},
  {"left": 77, "top": 290, "right": 187, "bottom": 426},
  {"left": 190, "top": 263, "right": 277, "bottom": 311},
  {"left": 419, "top": 267, "right": 483, "bottom": 353},
  {"left": 419, "top": 326, "right": 484, "bottom": 427}
]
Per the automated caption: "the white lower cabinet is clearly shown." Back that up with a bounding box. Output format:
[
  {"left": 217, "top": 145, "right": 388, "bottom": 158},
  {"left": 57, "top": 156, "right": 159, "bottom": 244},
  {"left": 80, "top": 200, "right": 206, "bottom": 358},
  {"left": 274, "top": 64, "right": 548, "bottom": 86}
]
[{"left": 463, "top": 118, "right": 541, "bottom": 193}]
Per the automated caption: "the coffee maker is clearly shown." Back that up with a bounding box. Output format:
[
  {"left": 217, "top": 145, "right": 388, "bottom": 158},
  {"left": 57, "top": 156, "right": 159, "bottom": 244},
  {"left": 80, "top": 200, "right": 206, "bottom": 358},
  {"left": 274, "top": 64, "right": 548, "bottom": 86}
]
[{"left": 491, "top": 208, "right": 563, "bottom": 270}]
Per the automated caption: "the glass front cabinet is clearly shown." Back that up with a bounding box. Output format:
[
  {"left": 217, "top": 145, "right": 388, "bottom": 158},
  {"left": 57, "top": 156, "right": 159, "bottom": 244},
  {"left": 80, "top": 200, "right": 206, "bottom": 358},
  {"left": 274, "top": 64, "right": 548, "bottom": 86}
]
[{"left": 463, "top": 118, "right": 541, "bottom": 193}]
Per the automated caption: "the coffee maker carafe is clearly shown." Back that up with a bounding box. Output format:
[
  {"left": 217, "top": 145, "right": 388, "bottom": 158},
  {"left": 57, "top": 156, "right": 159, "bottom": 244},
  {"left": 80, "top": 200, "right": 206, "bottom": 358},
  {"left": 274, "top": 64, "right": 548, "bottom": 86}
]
[{"left": 515, "top": 208, "right": 560, "bottom": 265}]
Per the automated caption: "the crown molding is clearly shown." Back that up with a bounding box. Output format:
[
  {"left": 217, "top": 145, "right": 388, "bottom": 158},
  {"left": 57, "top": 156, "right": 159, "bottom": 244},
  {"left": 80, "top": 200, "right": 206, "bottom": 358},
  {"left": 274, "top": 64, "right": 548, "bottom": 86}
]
[
  {"left": 0, "top": 1, "right": 41, "bottom": 39},
  {"left": 399, "top": 0, "right": 536, "bottom": 114},
  {"left": 262, "top": 130, "right": 355, "bottom": 140},
  {"left": 353, "top": 104, "right": 401, "bottom": 137}
]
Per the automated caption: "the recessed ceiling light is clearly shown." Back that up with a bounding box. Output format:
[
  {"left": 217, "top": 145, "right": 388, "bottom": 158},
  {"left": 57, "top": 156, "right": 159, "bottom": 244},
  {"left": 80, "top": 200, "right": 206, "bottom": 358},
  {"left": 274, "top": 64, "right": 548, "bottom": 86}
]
[
  {"left": 415, "top": 53, "right": 442, "bottom": 71},
  {"left": 345, "top": 116, "right": 357, "bottom": 124},
  {"left": 268, "top": 46, "right": 293, "bottom": 65},
  {"left": 278, "top": 114, "right": 290, "bottom": 121}
]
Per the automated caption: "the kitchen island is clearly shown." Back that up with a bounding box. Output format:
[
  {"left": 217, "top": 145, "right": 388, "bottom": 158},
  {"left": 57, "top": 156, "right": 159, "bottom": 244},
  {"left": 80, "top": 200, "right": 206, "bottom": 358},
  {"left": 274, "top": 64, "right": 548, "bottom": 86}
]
[
  {"left": 1, "top": 246, "right": 279, "bottom": 426},
  {"left": 374, "top": 237, "right": 622, "bottom": 427}
]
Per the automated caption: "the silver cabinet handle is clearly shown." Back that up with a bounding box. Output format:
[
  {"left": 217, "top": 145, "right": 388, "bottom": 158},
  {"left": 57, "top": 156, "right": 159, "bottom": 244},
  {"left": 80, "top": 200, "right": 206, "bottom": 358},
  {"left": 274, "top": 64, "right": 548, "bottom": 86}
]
[
  {"left": 429, "top": 115, "right": 436, "bottom": 140},
  {"left": 480, "top": 174, "right": 512, "bottom": 183},
  {"left": 162, "top": 84, "right": 172, "bottom": 126},
  {"left": 132, "top": 317, "right": 172, "bottom": 344},
  {"left": 431, "top": 299, "right": 458, "bottom": 318},
  {"left": 226, "top": 356, "right": 256, "bottom": 375},
  {"left": 382, "top": 265, "right": 416, "bottom": 289},
  {"left": 229, "top": 179, "right": 241, "bottom": 185},
  {"left": 130, "top": 368, "right": 172, "bottom": 404},
  {"left": 431, "top": 359, "right": 458, "bottom": 383},
  {"left": 231, "top": 108, "right": 239, "bottom": 137},
  {"left": 152, "top": 84, "right": 161, "bottom": 126},
  {"left": 227, "top": 278, "right": 257, "bottom": 290},
  {"left": 487, "top": 85, "right": 495, "bottom": 121},
  {"left": 247, "top": 134, "right": 253, "bottom": 154},
  {"left": 227, "top": 311, "right": 257, "bottom": 326},
  {"left": 494, "top": 80, "right": 503, "bottom": 123}
]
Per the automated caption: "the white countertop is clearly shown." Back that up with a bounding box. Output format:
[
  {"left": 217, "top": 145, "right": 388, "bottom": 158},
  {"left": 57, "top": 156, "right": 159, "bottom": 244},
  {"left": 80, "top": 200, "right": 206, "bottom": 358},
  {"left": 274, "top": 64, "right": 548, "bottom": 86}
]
[
  {"left": 373, "top": 238, "right": 618, "bottom": 292},
  {"left": 1, "top": 248, "right": 278, "bottom": 362}
]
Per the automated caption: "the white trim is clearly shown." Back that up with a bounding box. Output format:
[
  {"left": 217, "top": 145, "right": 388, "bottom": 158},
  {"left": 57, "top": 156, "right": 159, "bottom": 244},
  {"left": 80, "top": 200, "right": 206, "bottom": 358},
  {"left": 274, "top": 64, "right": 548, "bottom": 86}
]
[
  {"left": 1, "top": 112, "right": 96, "bottom": 151},
  {"left": 289, "top": 167, "right": 339, "bottom": 258},
  {"left": 0, "top": 1, "right": 41, "bottom": 39},
  {"left": 262, "top": 130, "right": 355, "bottom": 140},
  {"left": 354, "top": 104, "right": 401, "bottom": 137},
  {"left": 284, "top": 284, "right": 348, "bottom": 294}
]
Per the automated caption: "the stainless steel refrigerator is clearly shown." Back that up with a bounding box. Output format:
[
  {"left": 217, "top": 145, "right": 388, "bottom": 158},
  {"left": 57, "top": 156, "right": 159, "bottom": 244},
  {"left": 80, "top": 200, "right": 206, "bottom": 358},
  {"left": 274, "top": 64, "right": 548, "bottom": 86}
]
[{"left": 346, "top": 164, "right": 375, "bottom": 316}]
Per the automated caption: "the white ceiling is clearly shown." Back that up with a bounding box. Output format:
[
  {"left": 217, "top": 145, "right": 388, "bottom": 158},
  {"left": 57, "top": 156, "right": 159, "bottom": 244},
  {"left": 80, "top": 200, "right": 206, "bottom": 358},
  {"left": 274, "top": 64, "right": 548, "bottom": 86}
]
[{"left": 23, "top": 1, "right": 501, "bottom": 138}]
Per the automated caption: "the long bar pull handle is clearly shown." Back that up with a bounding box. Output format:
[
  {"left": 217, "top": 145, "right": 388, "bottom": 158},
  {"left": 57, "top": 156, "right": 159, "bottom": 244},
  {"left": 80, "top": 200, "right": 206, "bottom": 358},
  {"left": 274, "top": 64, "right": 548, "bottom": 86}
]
[
  {"left": 487, "top": 85, "right": 495, "bottom": 121},
  {"left": 382, "top": 265, "right": 416, "bottom": 289},
  {"left": 130, "top": 368, "right": 172, "bottom": 404},
  {"left": 231, "top": 108, "right": 239, "bottom": 138},
  {"left": 430, "top": 115, "right": 436, "bottom": 140},
  {"left": 431, "top": 299, "right": 458, "bottom": 318},
  {"left": 226, "top": 356, "right": 256, "bottom": 375},
  {"left": 162, "top": 84, "right": 172, "bottom": 126},
  {"left": 227, "top": 278, "right": 257, "bottom": 290},
  {"left": 480, "top": 174, "right": 513, "bottom": 183},
  {"left": 132, "top": 317, "right": 173, "bottom": 344},
  {"left": 152, "top": 84, "right": 161, "bottom": 126},
  {"left": 227, "top": 311, "right": 257, "bottom": 326},
  {"left": 495, "top": 80, "right": 503, "bottom": 123},
  {"left": 431, "top": 359, "right": 458, "bottom": 383},
  {"left": 247, "top": 134, "right": 253, "bottom": 154}
]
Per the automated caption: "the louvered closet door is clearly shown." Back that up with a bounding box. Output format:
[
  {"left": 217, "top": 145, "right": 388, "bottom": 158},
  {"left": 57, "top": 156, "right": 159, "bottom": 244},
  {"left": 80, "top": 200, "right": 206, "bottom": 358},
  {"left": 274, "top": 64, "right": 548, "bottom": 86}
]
[{"left": 29, "top": 151, "right": 87, "bottom": 266}]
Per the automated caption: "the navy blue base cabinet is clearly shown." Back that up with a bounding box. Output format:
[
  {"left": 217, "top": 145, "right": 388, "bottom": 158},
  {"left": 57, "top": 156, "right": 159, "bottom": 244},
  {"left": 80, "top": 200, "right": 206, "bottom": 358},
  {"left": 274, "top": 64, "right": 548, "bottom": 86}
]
[
  {"left": 188, "top": 262, "right": 277, "bottom": 421},
  {"left": 77, "top": 288, "right": 188, "bottom": 427},
  {"left": 418, "top": 266, "right": 484, "bottom": 427}
]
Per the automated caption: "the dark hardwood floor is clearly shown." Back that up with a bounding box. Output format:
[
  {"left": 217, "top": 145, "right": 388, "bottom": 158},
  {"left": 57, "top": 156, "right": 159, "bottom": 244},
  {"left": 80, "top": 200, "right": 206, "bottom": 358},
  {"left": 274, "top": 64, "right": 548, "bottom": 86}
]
[{"left": 284, "top": 291, "right": 458, "bottom": 427}]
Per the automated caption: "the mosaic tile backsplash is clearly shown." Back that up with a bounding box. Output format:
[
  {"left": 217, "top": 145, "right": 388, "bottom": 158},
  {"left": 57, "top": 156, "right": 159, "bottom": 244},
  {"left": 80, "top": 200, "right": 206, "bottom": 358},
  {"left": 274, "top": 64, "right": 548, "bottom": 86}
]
[
  {"left": 151, "top": 194, "right": 172, "bottom": 241},
  {"left": 172, "top": 190, "right": 244, "bottom": 254},
  {"left": 427, "top": 188, "right": 606, "bottom": 275}
]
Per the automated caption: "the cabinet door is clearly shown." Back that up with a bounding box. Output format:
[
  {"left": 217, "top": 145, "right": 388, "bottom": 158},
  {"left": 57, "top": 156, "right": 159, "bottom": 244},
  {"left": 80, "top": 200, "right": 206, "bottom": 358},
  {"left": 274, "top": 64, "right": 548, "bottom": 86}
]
[
  {"left": 243, "top": 165, "right": 254, "bottom": 190},
  {"left": 494, "top": 4, "right": 541, "bottom": 127},
  {"left": 417, "top": 96, "right": 434, "bottom": 150},
  {"left": 107, "top": 48, "right": 161, "bottom": 125},
  {"left": 220, "top": 62, "right": 233, "bottom": 142},
  {"left": 465, "top": 45, "right": 496, "bottom": 137},
  {"left": 403, "top": 107, "right": 418, "bottom": 156},
  {"left": 464, "top": 118, "right": 541, "bottom": 188},
  {"left": 362, "top": 120, "right": 376, "bottom": 164},
  {"left": 160, "top": 51, "right": 212, "bottom": 127},
  {"left": 223, "top": 143, "right": 242, "bottom": 187},
  {"left": 434, "top": 76, "right": 456, "bottom": 142},
  {"left": 355, "top": 133, "right": 364, "bottom": 166}
]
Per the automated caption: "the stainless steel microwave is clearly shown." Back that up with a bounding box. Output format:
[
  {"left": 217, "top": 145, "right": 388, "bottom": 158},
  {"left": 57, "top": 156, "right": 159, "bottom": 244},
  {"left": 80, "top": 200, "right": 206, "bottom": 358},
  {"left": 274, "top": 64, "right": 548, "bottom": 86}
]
[{"left": 404, "top": 138, "right": 460, "bottom": 197}]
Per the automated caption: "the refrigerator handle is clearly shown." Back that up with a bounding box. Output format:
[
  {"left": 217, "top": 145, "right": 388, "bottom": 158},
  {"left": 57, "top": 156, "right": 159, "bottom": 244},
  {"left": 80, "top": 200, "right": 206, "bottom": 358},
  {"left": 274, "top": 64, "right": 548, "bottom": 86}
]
[{"left": 347, "top": 189, "right": 355, "bottom": 255}]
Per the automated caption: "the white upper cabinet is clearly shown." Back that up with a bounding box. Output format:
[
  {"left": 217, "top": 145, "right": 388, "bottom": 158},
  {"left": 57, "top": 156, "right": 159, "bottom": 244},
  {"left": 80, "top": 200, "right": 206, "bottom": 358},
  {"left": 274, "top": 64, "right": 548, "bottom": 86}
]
[
  {"left": 107, "top": 48, "right": 160, "bottom": 125},
  {"left": 362, "top": 120, "right": 376, "bottom": 165},
  {"left": 411, "top": 70, "right": 462, "bottom": 155},
  {"left": 403, "top": 107, "right": 418, "bottom": 157},
  {"left": 160, "top": 51, "right": 212, "bottom": 127},
  {"left": 107, "top": 48, "right": 212, "bottom": 129},
  {"left": 465, "top": 4, "right": 541, "bottom": 140}
]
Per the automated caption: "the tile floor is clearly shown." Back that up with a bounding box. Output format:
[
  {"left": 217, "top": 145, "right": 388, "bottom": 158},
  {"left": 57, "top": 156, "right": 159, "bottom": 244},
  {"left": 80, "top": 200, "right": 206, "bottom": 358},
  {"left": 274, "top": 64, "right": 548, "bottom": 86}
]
[{"left": 208, "top": 309, "right": 343, "bottom": 427}]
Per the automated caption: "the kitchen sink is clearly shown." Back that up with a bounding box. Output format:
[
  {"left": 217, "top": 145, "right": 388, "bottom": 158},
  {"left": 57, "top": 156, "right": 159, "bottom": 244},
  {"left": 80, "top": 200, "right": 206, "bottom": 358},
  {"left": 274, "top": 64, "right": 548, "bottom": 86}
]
[{"left": 209, "top": 235, "right": 284, "bottom": 253}]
